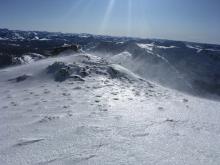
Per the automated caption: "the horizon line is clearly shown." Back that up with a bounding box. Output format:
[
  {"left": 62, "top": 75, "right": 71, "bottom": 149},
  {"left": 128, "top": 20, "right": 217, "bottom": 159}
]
[{"left": 1, "top": 27, "right": 220, "bottom": 46}]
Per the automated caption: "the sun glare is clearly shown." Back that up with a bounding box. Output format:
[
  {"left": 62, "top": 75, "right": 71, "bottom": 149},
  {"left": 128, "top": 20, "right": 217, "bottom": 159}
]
[
  {"left": 100, "top": 0, "right": 116, "bottom": 34},
  {"left": 127, "top": 0, "right": 132, "bottom": 36}
]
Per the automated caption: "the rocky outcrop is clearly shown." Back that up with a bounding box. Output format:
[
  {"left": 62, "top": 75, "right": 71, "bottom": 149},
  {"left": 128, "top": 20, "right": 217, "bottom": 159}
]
[
  {"left": 51, "top": 44, "right": 81, "bottom": 55},
  {"left": 46, "top": 54, "right": 143, "bottom": 83}
]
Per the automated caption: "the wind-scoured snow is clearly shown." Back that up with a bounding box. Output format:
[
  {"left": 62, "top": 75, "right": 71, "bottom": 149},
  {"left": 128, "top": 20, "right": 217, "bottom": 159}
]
[
  {"left": 0, "top": 53, "right": 220, "bottom": 165},
  {"left": 109, "top": 51, "right": 132, "bottom": 64},
  {"left": 137, "top": 43, "right": 154, "bottom": 51}
]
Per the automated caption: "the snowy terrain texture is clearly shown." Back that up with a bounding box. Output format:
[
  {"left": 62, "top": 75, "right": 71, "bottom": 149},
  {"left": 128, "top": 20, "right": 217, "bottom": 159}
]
[
  {"left": 0, "top": 29, "right": 220, "bottom": 164},
  {"left": 1, "top": 28, "right": 220, "bottom": 97},
  {"left": 0, "top": 52, "right": 220, "bottom": 165}
]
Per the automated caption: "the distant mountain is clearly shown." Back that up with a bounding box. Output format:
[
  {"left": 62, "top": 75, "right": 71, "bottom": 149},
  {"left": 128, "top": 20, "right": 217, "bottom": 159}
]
[{"left": 1, "top": 28, "right": 220, "bottom": 97}]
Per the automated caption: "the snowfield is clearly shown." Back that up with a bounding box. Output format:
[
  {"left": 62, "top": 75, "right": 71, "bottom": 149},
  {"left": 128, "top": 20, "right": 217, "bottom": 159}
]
[
  {"left": 0, "top": 53, "right": 220, "bottom": 165},
  {"left": 137, "top": 43, "right": 154, "bottom": 51}
]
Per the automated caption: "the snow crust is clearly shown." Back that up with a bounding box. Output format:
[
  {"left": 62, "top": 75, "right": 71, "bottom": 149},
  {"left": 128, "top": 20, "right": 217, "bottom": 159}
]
[{"left": 0, "top": 53, "right": 220, "bottom": 165}]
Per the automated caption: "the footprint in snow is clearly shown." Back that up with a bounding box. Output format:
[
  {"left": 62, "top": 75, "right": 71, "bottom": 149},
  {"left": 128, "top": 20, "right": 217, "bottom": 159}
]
[
  {"left": 62, "top": 93, "right": 71, "bottom": 96},
  {"left": 100, "top": 108, "right": 108, "bottom": 112},
  {"left": 158, "top": 107, "right": 165, "bottom": 111},
  {"left": 10, "top": 101, "right": 17, "bottom": 106},
  {"left": 114, "top": 115, "right": 122, "bottom": 120},
  {"left": 73, "top": 87, "right": 81, "bottom": 90},
  {"left": 38, "top": 116, "right": 60, "bottom": 123},
  {"left": 23, "top": 97, "right": 30, "bottom": 101},
  {"left": 6, "top": 95, "right": 12, "bottom": 99},
  {"left": 27, "top": 109, "right": 33, "bottom": 112},
  {"left": 43, "top": 90, "right": 50, "bottom": 94},
  {"left": 2, "top": 106, "right": 8, "bottom": 109},
  {"left": 63, "top": 105, "right": 69, "bottom": 109},
  {"left": 33, "top": 102, "right": 40, "bottom": 105},
  {"left": 95, "top": 95, "right": 102, "bottom": 98},
  {"left": 183, "top": 98, "right": 189, "bottom": 103},
  {"left": 66, "top": 111, "right": 73, "bottom": 117},
  {"left": 111, "top": 92, "right": 118, "bottom": 95},
  {"left": 135, "top": 91, "right": 140, "bottom": 96}
]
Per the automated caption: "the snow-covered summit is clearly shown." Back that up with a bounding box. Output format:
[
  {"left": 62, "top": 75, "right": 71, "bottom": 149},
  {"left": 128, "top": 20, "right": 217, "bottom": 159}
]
[{"left": 0, "top": 52, "right": 220, "bottom": 165}]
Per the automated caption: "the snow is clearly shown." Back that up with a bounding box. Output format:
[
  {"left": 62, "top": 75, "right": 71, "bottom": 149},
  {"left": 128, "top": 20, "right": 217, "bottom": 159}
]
[
  {"left": 137, "top": 43, "right": 154, "bottom": 51},
  {"left": 0, "top": 53, "right": 220, "bottom": 165},
  {"left": 110, "top": 51, "right": 132, "bottom": 64},
  {"left": 31, "top": 36, "right": 39, "bottom": 40},
  {"left": 14, "top": 53, "right": 45, "bottom": 64},
  {"left": 79, "top": 34, "right": 90, "bottom": 38},
  {"left": 137, "top": 43, "right": 177, "bottom": 51},
  {"left": 13, "top": 32, "right": 25, "bottom": 40},
  {"left": 39, "top": 38, "right": 51, "bottom": 41},
  {"left": 157, "top": 45, "right": 177, "bottom": 49},
  {"left": 0, "top": 37, "right": 7, "bottom": 40},
  {"left": 205, "top": 48, "right": 220, "bottom": 52},
  {"left": 186, "top": 44, "right": 203, "bottom": 53},
  {"left": 108, "top": 64, "right": 143, "bottom": 81}
]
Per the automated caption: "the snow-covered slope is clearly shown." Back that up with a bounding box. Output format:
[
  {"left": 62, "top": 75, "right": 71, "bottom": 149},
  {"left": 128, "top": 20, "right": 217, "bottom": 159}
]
[
  {"left": 0, "top": 53, "right": 220, "bottom": 165},
  {"left": 1, "top": 28, "right": 220, "bottom": 97}
]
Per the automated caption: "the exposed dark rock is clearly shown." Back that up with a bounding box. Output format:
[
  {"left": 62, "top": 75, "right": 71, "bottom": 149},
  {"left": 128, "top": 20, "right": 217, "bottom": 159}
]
[
  {"left": 47, "top": 62, "right": 67, "bottom": 74},
  {"left": 54, "top": 68, "right": 71, "bottom": 82},
  {"left": 8, "top": 74, "right": 32, "bottom": 82},
  {"left": 51, "top": 44, "right": 81, "bottom": 55},
  {"left": 47, "top": 61, "right": 89, "bottom": 82},
  {"left": 78, "top": 68, "right": 90, "bottom": 78},
  {"left": 0, "top": 54, "right": 13, "bottom": 67},
  {"left": 1, "top": 28, "right": 220, "bottom": 97}
]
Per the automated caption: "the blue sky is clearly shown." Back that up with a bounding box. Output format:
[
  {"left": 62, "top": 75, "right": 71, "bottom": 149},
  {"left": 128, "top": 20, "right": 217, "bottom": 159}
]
[{"left": 0, "top": 0, "right": 220, "bottom": 44}]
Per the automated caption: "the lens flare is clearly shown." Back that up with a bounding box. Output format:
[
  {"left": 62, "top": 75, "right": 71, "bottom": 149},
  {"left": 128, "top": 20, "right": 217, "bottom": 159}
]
[
  {"left": 100, "top": 0, "right": 116, "bottom": 34},
  {"left": 63, "top": 0, "right": 94, "bottom": 19},
  {"left": 127, "top": 0, "right": 132, "bottom": 36},
  {"left": 63, "top": 0, "right": 84, "bottom": 18}
]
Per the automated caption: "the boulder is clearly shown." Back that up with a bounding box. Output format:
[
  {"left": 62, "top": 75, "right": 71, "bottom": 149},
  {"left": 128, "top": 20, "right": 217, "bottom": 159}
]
[
  {"left": 54, "top": 68, "right": 71, "bottom": 82},
  {"left": 47, "top": 62, "right": 67, "bottom": 74},
  {"left": 47, "top": 61, "right": 90, "bottom": 82}
]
